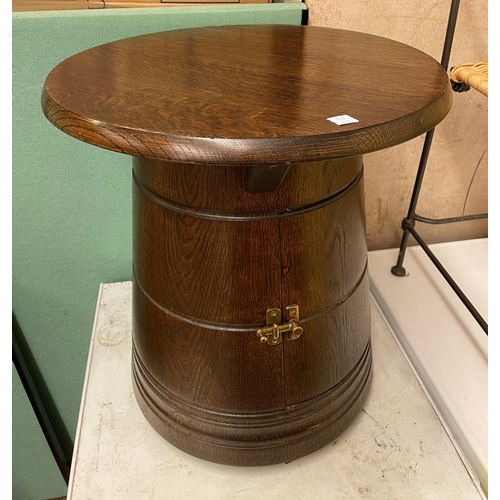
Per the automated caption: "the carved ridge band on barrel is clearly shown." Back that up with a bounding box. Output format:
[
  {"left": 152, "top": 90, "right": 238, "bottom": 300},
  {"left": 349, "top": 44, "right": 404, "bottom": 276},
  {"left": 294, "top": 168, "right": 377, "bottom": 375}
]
[
  {"left": 132, "top": 262, "right": 368, "bottom": 332},
  {"left": 131, "top": 165, "right": 364, "bottom": 221}
]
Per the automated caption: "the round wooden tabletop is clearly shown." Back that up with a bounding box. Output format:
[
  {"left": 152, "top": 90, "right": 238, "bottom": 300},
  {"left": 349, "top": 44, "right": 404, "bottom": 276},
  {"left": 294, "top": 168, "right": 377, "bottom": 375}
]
[{"left": 42, "top": 25, "right": 452, "bottom": 166}]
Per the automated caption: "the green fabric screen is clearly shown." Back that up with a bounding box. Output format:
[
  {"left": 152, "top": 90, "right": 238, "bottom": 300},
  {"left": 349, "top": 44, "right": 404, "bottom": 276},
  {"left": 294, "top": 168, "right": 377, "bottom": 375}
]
[
  {"left": 12, "top": 363, "right": 68, "bottom": 500},
  {"left": 12, "top": 3, "right": 306, "bottom": 493}
]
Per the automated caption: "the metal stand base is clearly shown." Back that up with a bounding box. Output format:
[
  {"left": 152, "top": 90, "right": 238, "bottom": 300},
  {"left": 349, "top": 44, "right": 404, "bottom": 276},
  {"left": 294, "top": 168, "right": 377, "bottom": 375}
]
[{"left": 391, "top": 0, "right": 487, "bottom": 335}]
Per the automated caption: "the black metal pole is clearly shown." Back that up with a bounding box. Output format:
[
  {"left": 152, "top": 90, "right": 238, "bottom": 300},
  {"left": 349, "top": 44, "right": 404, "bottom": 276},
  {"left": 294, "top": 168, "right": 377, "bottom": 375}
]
[
  {"left": 414, "top": 212, "right": 487, "bottom": 225},
  {"left": 391, "top": 130, "right": 435, "bottom": 276},
  {"left": 391, "top": 0, "right": 461, "bottom": 276},
  {"left": 440, "top": 0, "right": 462, "bottom": 71}
]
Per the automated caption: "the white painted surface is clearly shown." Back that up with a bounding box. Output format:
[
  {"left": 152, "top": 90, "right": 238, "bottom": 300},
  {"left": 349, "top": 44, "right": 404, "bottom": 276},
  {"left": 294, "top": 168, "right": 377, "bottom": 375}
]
[
  {"left": 368, "top": 239, "right": 488, "bottom": 495},
  {"left": 67, "top": 281, "right": 484, "bottom": 499}
]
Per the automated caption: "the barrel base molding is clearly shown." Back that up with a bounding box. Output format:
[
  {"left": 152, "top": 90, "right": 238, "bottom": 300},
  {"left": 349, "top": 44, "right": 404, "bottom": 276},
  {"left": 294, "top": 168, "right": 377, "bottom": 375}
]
[{"left": 132, "top": 339, "right": 373, "bottom": 466}]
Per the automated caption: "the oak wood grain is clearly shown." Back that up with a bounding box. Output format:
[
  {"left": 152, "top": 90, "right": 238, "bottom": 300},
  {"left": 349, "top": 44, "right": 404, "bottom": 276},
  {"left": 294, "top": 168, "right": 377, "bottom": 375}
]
[
  {"left": 41, "top": 25, "right": 452, "bottom": 466},
  {"left": 132, "top": 335, "right": 372, "bottom": 466},
  {"left": 42, "top": 25, "right": 451, "bottom": 166},
  {"left": 279, "top": 165, "right": 370, "bottom": 404}
]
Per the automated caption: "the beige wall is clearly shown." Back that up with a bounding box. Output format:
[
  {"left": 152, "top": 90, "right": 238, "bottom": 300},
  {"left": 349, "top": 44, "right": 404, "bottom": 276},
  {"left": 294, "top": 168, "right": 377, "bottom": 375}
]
[{"left": 305, "top": 0, "right": 488, "bottom": 250}]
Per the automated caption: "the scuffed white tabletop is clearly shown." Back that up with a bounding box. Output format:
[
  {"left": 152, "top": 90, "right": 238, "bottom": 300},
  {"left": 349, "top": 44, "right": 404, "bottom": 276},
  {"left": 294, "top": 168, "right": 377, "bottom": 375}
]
[{"left": 67, "top": 281, "right": 484, "bottom": 500}]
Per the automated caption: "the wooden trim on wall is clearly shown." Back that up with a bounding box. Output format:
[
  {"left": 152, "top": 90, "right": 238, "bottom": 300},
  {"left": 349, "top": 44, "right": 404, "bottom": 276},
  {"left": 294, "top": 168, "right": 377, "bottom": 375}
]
[{"left": 13, "top": 0, "right": 270, "bottom": 11}]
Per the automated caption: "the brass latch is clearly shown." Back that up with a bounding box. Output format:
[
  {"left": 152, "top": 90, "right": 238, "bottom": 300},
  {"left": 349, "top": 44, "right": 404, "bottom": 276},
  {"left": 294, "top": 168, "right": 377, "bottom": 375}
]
[{"left": 256, "top": 305, "right": 303, "bottom": 345}]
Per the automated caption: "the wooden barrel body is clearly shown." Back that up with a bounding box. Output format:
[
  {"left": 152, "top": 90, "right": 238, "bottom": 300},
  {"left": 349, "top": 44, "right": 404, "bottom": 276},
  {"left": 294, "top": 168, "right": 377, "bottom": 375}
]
[{"left": 131, "top": 155, "right": 372, "bottom": 466}]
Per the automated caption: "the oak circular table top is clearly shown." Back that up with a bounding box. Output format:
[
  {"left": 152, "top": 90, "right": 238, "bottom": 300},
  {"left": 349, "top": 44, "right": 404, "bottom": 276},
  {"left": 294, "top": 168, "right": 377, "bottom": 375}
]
[{"left": 42, "top": 24, "right": 452, "bottom": 166}]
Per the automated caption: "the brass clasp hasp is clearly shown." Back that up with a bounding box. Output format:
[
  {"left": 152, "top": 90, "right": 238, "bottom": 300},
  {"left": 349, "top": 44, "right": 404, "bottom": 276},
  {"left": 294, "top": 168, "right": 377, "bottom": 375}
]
[{"left": 256, "top": 305, "right": 303, "bottom": 346}]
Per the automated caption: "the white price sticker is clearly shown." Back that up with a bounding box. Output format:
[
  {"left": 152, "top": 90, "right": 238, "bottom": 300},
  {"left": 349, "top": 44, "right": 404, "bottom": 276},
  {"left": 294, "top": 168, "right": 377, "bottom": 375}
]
[{"left": 327, "top": 115, "right": 359, "bottom": 126}]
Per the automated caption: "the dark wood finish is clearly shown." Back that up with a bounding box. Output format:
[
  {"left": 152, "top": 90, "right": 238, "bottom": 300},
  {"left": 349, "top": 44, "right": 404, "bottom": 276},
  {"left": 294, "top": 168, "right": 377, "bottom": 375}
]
[
  {"left": 42, "top": 25, "right": 451, "bottom": 166},
  {"left": 132, "top": 155, "right": 367, "bottom": 408},
  {"left": 280, "top": 165, "right": 370, "bottom": 404},
  {"left": 132, "top": 159, "right": 285, "bottom": 411},
  {"left": 132, "top": 336, "right": 372, "bottom": 466},
  {"left": 131, "top": 155, "right": 372, "bottom": 463},
  {"left": 245, "top": 165, "right": 291, "bottom": 192},
  {"left": 41, "top": 25, "right": 451, "bottom": 466}
]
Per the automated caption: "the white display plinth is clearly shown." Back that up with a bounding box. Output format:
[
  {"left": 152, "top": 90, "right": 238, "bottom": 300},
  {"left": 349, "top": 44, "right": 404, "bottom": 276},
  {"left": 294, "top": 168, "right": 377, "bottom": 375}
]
[
  {"left": 368, "top": 239, "right": 488, "bottom": 494},
  {"left": 66, "top": 281, "right": 484, "bottom": 500}
]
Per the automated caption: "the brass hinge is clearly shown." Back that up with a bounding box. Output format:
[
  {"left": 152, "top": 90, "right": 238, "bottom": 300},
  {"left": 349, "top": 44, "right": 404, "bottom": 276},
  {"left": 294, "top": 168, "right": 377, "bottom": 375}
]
[{"left": 256, "top": 305, "right": 303, "bottom": 346}]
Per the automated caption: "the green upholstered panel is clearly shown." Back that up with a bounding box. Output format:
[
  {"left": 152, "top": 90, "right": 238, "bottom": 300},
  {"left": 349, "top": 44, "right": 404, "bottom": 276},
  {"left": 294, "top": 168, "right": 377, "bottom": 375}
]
[
  {"left": 12, "top": 2, "right": 306, "bottom": 467},
  {"left": 12, "top": 363, "right": 68, "bottom": 500}
]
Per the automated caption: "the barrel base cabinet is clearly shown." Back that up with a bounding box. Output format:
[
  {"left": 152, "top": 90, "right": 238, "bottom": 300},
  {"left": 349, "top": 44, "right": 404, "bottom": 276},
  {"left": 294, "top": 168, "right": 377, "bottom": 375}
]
[
  {"left": 42, "top": 25, "right": 452, "bottom": 466},
  {"left": 131, "top": 156, "right": 371, "bottom": 465}
]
